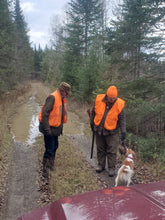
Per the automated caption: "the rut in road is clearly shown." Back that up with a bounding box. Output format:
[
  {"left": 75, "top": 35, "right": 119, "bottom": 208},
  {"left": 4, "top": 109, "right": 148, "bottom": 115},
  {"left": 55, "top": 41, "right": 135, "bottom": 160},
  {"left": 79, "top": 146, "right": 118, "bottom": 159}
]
[
  {"left": 3, "top": 141, "right": 40, "bottom": 220},
  {"left": 1, "top": 83, "right": 44, "bottom": 220}
]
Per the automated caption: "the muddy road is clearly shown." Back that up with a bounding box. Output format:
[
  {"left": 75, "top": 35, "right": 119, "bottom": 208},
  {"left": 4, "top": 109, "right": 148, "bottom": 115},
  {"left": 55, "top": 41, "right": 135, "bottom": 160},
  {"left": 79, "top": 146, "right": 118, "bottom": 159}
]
[{"left": 1, "top": 82, "right": 116, "bottom": 220}]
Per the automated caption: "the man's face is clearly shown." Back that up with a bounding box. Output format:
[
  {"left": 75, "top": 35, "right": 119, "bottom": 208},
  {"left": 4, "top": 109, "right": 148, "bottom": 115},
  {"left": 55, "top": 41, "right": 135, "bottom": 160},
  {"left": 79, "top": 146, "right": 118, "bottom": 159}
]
[
  {"left": 60, "top": 90, "right": 68, "bottom": 98},
  {"left": 107, "top": 96, "right": 117, "bottom": 103}
]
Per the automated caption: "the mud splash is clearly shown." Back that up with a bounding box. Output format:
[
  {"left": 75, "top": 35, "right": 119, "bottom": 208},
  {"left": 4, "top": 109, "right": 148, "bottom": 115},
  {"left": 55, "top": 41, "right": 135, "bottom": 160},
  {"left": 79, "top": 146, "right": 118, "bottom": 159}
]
[{"left": 11, "top": 96, "right": 41, "bottom": 144}]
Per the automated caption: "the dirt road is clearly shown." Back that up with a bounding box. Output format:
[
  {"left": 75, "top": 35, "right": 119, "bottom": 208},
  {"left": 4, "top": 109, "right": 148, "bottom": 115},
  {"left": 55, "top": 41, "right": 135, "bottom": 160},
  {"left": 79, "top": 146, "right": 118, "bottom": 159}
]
[
  {"left": 1, "top": 82, "right": 116, "bottom": 220},
  {"left": 1, "top": 82, "right": 50, "bottom": 220},
  {"left": 2, "top": 141, "right": 40, "bottom": 220}
]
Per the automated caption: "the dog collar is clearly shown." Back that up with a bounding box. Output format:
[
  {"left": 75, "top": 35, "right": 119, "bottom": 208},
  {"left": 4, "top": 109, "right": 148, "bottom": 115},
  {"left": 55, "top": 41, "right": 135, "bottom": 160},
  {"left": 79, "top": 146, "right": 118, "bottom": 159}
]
[
  {"left": 127, "top": 156, "right": 133, "bottom": 160},
  {"left": 127, "top": 155, "right": 133, "bottom": 161}
]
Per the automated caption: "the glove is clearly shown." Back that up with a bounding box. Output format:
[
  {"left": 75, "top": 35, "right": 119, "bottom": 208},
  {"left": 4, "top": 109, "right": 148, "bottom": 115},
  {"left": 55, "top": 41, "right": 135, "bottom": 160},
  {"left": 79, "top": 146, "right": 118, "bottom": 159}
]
[
  {"left": 119, "top": 145, "right": 126, "bottom": 155},
  {"left": 90, "top": 123, "right": 94, "bottom": 132}
]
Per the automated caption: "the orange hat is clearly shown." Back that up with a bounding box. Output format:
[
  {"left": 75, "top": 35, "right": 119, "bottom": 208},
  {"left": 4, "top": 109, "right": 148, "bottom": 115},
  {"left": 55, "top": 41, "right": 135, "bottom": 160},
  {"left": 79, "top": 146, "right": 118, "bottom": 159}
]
[{"left": 107, "top": 85, "right": 118, "bottom": 97}]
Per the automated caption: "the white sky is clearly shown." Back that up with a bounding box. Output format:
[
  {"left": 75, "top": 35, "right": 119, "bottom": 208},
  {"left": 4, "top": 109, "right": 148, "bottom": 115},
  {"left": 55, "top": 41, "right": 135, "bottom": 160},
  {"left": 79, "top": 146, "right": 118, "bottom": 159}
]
[
  {"left": 20, "top": 0, "right": 69, "bottom": 49},
  {"left": 20, "top": 0, "right": 121, "bottom": 49}
]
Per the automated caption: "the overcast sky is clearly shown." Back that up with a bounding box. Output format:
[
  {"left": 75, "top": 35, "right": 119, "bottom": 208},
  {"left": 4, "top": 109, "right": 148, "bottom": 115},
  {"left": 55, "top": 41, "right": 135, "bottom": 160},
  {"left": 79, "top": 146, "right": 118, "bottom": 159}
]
[
  {"left": 20, "top": 0, "right": 121, "bottom": 49},
  {"left": 20, "top": 0, "right": 69, "bottom": 49}
]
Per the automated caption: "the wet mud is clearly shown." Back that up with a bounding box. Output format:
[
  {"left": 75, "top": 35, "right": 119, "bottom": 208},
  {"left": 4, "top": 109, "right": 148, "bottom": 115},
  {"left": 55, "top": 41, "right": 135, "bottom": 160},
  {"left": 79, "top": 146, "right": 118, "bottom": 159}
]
[{"left": 2, "top": 85, "right": 42, "bottom": 220}]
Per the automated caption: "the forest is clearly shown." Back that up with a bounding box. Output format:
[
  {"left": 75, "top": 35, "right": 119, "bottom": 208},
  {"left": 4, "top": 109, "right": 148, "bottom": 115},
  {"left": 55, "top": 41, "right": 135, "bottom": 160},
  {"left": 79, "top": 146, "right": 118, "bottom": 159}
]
[{"left": 0, "top": 0, "right": 165, "bottom": 164}]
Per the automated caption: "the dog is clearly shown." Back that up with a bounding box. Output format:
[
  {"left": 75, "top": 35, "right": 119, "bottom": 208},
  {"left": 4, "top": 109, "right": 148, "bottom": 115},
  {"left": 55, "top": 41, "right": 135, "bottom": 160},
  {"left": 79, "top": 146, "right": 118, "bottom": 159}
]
[{"left": 115, "top": 148, "right": 135, "bottom": 187}]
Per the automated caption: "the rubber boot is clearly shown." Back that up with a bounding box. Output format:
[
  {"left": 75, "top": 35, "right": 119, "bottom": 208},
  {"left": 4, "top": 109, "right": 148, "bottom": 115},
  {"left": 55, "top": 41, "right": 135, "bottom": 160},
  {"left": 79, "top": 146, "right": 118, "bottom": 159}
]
[
  {"left": 49, "top": 158, "right": 54, "bottom": 171},
  {"left": 42, "top": 158, "right": 50, "bottom": 178},
  {"left": 49, "top": 155, "right": 56, "bottom": 171}
]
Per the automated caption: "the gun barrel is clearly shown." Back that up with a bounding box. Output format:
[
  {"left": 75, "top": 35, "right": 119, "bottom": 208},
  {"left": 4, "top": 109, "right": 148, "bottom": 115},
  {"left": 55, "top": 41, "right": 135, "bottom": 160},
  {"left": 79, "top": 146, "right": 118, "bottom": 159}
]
[
  {"left": 90, "top": 132, "right": 95, "bottom": 159},
  {"left": 87, "top": 109, "right": 91, "bottom": 117}
]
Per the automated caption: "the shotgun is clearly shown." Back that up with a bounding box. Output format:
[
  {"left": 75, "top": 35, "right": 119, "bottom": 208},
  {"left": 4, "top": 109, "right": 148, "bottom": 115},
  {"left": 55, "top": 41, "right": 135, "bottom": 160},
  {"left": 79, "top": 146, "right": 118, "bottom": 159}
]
[{"left": 87, "top": 109, "right": 95, "bottom": 159}]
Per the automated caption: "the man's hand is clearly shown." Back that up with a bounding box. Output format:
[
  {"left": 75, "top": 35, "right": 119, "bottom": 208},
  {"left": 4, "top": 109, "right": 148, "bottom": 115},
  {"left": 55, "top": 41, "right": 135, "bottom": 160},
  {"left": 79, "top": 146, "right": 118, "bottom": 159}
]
[
  {"left": 45, "top": 128, "right": 52, "bottom": 136},
  {"left": 90, "top": 123, "right": 94, "bottom": 132},
  {"left": 119, "top": 145, "right": 126, "bottom": 155}
]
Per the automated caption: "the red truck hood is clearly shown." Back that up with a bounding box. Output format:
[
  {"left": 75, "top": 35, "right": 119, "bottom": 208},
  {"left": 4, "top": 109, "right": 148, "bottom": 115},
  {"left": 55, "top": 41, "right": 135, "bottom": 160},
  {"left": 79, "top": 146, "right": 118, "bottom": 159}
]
[{"left": 18, "top": 180, "right": 165, "bottom": 220}]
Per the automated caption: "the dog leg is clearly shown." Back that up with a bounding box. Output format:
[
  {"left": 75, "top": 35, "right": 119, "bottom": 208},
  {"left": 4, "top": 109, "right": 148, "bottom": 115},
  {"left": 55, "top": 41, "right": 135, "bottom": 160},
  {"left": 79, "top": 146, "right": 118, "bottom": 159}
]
[
  {"left": 127, "top": 178, "right": 131, "bottom": 187},
  {"left": 115, "top": 175, "right": 120, "bottom": 187}
]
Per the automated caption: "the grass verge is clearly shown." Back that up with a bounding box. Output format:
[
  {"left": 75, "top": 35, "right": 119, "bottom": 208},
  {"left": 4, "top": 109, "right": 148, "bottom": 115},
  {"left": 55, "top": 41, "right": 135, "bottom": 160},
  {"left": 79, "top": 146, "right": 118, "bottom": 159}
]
[{"left": 49, "top": 135, "right": 104, "bottom": 201}]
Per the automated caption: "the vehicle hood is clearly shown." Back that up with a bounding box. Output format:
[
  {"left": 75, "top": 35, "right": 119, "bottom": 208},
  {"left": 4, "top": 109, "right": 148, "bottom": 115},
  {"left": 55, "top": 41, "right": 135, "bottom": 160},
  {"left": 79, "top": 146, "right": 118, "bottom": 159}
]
[{"left": 17, "top": 180, "right": 165, "bottom": 220}]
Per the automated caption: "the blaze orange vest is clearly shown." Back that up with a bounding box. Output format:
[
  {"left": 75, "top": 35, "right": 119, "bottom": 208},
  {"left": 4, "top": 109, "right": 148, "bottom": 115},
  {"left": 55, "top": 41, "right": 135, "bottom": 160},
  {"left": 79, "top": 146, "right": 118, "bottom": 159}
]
[
  {"left": 39, "top": 90, "right": 67, "bottom": 127},
  {"left": 94, "top": 94, "right": 125, "bottom": 130}
]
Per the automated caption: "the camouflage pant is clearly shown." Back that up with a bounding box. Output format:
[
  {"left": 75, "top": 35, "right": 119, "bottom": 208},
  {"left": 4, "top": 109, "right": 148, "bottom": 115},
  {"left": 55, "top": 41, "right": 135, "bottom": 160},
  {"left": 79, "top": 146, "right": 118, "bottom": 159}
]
[{"left": 96, "top": 133, "right": 118, "bottom": 169}]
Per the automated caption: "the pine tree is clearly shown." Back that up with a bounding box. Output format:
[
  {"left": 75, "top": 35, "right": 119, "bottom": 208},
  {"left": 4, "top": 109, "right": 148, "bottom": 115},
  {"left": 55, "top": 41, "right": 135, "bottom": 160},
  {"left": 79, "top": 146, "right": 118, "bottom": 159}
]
[
  {"left": 105, "top": 0, "right": 165, "bottom": 80},
  {"left": 62, "top": 0, "right": 105, "bottom": 97},
  {"left": 13, "top": 0, "right": 33, "bottom": 81},
  {"left": 66, "top": 0, "right": 105, "bottom": 57},
  {"left": 33, "top": 44, "right": 43, "bottom": 79},
  {"left": 0, "top": 0, "right": 15, "bottom": 91}
]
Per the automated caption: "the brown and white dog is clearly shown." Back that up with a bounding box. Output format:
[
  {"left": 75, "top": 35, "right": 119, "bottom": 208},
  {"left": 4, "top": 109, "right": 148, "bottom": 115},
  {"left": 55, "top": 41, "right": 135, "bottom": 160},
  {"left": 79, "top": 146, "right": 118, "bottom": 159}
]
[{"left": 115, "top": 148, "right": 135, "bottom": 187}]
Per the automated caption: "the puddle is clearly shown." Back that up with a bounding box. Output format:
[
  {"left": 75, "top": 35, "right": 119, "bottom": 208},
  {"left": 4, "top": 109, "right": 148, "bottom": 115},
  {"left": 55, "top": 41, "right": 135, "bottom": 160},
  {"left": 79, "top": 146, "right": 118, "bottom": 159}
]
[
  {"left": 11, "top": 96, "right": 41, "bottom": 144},
  {"left": 11, "top": 95, "right": 84, "bottom": 144}
]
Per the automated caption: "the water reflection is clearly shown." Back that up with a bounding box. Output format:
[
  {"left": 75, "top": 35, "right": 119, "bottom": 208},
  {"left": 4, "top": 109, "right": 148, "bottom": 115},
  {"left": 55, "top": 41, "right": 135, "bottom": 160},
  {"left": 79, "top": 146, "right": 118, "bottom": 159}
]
[
  {"left": 11, "top": 96, "right": 41, "bottom": 144},
  {"left": 26, "top": 96, "right": 41, "bottom": 144}
]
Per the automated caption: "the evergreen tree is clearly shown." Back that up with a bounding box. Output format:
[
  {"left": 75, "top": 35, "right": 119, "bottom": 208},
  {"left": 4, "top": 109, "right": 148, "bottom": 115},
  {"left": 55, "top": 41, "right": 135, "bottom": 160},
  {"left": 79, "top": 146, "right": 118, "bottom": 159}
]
[
  {"left": 33, "top": 44, "right": 43, "bottom": 76},
  {"left": 105, "top": 0, "right": 165, "bottom": 80},
  {"left": 0, "top": 0, "right": 15, "bottom": 92},
  {"left": 62, "top": 0, "right": 105, "bottom": 96},
  {"left": 13, "top": 0, "right": 33, "bottom": 81},
  {"left": 66, "top": 0, "right": 105, "bottom": 57}
]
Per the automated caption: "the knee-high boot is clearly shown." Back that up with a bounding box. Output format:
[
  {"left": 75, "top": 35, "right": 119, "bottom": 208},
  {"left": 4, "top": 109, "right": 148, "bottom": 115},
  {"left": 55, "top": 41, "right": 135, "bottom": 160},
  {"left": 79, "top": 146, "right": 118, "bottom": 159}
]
[
  {"left": 49, "top": 152, "right": 56, "bottom": 171},
  {"left": 42, "top": 158, "right": 50, "bottom": 178}
]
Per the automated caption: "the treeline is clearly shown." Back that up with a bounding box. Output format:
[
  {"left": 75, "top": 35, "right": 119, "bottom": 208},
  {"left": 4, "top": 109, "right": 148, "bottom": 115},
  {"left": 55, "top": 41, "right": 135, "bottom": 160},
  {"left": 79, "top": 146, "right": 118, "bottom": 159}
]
[
  {"left": 0, "top": 0, "right": 33, "bottom": 92},
  {"left": 1, "top": 0, "right": 165, "bottom": 162}
]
